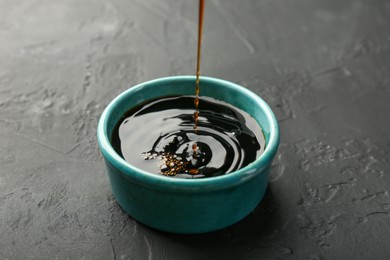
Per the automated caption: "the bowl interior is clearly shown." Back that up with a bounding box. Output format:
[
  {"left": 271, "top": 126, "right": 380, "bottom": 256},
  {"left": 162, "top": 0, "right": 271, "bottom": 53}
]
[{"left": 98, "top": 76, "right": 279, "bottom": 188}]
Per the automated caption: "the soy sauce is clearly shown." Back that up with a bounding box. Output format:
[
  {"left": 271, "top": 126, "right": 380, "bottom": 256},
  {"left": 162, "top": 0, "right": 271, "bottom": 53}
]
[
  {"left": 111, "top": 0, "right": 266, "bottom": 178},
  {"left": 193, "top": 0, "right": 205, "bottom": 135},
  {"left": 111, "top": 96, "right": 265, "bottom": 179}
]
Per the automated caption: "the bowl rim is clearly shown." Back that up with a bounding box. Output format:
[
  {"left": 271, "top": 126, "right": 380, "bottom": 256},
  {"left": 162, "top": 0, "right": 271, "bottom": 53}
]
[{"left": 97, "top": 76, "right": 280, "bottom": 191}]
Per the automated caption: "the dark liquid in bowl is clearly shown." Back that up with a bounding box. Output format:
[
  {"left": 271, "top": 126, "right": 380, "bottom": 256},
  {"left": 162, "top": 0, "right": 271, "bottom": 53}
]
[{"left": 111, "top": 95, "right": 265, "bottom": 179}]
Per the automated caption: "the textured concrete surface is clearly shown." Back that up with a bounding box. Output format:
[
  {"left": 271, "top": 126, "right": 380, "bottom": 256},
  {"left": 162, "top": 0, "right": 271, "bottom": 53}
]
[{"left": 1, "top": 0, "right": 390, "bottom": 259}]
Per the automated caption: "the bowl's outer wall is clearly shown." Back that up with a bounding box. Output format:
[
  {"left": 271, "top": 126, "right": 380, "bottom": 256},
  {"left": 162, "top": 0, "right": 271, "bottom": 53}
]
[
  {"left": 105, "top": 158, "right": 271, "bottom": 234},
  {"left": 98, "top": 76, "right": 279, "bottom": 233}
]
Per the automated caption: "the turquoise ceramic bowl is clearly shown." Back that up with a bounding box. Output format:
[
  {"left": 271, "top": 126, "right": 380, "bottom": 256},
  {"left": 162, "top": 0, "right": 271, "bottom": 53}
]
[{"left": 97, "top": 76, "right": 279, "bottom": 234}]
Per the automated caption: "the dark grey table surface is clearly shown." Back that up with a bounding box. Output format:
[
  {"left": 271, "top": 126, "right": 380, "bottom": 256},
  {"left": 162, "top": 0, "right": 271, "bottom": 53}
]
[{"left": 1, "top": 0, "right": 390, "bottom": 259}]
